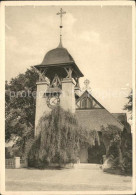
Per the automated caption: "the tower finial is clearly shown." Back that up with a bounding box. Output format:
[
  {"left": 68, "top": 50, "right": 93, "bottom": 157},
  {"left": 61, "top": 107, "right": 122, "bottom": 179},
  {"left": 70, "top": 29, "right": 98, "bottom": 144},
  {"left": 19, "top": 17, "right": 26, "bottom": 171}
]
[
  {"left": 57, "top": 8, "right": 66, "bottom": 48},
  {"left": 83, "top": 79, "right": 92, "bottom": 92}
]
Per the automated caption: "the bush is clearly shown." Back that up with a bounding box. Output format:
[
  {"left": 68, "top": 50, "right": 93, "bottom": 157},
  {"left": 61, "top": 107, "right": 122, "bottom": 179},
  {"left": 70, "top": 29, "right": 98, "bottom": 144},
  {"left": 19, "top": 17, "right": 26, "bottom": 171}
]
[
  {"left": 101, "top": 125, "right": 132, "bottom": 175},
  {"left": 121, "top": 149, "right": 132, "bottom": 175}
]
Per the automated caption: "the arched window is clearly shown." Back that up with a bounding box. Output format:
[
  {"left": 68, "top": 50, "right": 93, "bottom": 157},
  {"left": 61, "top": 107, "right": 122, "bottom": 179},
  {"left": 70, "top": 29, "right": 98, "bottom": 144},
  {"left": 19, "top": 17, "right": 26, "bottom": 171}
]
[
  {"left": 81, "top": 97, "right": 92, "bottom": 109},
  {"left": 81, "top": 98, "right": 86, "bottom": 108},
  {"left": 87, "top": 97, "right": 92, "bottom": 108}
]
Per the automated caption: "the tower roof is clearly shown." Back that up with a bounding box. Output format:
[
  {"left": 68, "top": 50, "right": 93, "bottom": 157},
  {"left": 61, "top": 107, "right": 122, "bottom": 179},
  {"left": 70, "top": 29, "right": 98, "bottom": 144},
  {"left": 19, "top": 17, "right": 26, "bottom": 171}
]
[
  {"left": 41, "top": 46, "right": 74, "bottom": 66},
  {"left": 34, "top": 43, "right": 84, "bottom": 78},
  {"left": 34, "top": 8, "right": 83, "bottom": 78}
]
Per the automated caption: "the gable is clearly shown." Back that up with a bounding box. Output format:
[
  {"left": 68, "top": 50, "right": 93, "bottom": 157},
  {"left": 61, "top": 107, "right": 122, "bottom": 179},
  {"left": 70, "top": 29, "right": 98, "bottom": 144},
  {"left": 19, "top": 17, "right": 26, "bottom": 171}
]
[
  {"left": 76, "top": 90, "right": 104, "bottom": 109},
  {"left": 75, "top": 90, "right": 124, "bottom": 131}
]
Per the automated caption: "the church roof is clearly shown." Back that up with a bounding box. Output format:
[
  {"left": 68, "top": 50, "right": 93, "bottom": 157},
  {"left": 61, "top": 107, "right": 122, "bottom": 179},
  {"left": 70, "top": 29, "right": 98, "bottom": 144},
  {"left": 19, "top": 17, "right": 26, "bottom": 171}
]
[
  {"left": 112, "top": 113, "right": 127, "bottom": 123},
  {"left": 75, "top": 109, "right": 124, "bottom": 132},
  {"left": 112, "top": 113, "right": 131, "bottom": 133}
]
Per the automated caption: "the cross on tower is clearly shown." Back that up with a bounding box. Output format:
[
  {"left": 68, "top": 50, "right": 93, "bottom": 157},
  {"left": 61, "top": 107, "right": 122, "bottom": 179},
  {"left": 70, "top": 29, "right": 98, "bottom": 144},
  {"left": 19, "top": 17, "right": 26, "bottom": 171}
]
[
  {"left": 57, "top": 8, "right": 66, "bottom": 28},
  {"left": 57, "top": 8, "right": 66, "bottom": 45}
]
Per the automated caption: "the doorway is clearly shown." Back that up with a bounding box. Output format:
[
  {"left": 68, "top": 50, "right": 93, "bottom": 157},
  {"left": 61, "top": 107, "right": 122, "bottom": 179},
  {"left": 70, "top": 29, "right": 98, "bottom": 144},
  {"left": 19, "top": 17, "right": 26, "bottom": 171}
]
[
  {"left": 79, "top": 147, "right": 88, "bottom": 163},
  {"left": 88, "top": 142, "right": 106, "bottom": 164}
]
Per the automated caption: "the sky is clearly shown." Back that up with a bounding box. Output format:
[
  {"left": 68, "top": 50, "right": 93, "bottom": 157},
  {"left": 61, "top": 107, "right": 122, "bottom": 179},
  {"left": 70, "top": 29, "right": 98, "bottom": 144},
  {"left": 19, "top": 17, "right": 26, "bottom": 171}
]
[{"left": 5, "top": 5, "right": 132, "bottom": 115}]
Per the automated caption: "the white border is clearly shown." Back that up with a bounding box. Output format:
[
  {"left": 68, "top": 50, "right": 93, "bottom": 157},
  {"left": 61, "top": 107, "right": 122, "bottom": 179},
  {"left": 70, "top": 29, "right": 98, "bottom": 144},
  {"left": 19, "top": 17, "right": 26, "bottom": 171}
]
[
  {"left": 0, "top": 1, "right": 135, "bottom": 6},
  {"left": 132, "top": 2, "right": 136, "bottom": 194},
  {"left": 0, "top": 0, "right": 5, "bottom": 194},
  {"left": 0, "top": 1, "right": 135, "bottom": 195}
]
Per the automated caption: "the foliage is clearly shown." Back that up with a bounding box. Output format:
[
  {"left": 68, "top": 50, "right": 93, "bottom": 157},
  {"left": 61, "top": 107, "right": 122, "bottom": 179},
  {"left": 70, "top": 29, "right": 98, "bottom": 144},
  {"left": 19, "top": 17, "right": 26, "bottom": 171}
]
[
  {"left": 28, "top": 106, "right": 99, "bottom": 168},
  {"left": 122, "top": 90, "right": 132, "bottom": 174},
  {"left": 101, "top": 125, "right": 121, "bottom": 157},
  {"left": 123, "top": 90, "right": 132, "bottom": 119},
  {"left": 101, "top": 125, "right": 132, "bottom": 175},
  {"left": 101, "top": 125, "right": 121, "bottom": 170},
  {"left": 5, "top": 67, "right": 39, "bottom": 155},
  {"left": 5, "top": 146, "right": 23, "bottom": 158},
  {"left": 5, "top": 147, "right": 14, "bottom": 158},
  {"left": 120, "top": 128, "right": 132, "bottom": 175},
  {"left": 121, "top": 149, "right": 132, "bottom": 175}
]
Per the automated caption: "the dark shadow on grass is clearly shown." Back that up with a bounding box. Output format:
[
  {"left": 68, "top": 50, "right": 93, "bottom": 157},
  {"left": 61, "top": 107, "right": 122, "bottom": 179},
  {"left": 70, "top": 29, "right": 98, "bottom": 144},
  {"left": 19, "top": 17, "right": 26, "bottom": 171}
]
[
  {"left": 26, "top": 166, "right": 74, "bottom": 170},
  {"left": 102, "top": 168, "right": 132, "bottom": 177}
]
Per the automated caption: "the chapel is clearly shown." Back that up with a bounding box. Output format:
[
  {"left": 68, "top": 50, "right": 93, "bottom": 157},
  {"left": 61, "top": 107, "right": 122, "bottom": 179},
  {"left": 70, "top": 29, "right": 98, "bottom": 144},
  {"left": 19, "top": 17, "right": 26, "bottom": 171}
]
[{"left": 34, "top": 8, "right": 129, "bottom": 163}]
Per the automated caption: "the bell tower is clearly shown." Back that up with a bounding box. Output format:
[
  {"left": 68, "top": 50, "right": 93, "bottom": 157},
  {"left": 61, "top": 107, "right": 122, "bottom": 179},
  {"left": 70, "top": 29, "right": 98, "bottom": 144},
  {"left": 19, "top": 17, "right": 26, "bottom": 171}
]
[{"left": 34, "top": 8, "right": 83, "bottom": 136}]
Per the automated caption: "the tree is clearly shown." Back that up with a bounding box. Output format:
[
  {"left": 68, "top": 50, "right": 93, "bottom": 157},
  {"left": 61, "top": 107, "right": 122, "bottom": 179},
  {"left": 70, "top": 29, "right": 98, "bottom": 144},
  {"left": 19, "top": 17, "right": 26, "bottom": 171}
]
[
  {"left": 101, "top": 125, "right": 132, "bottom": 175},
  {"left": 5, "top": 68, "right": 99, "bottom": 161},
  {"left": 28, "top": 106, "right": 99, "bottom": 168},
  {"left": 123, "top": 90, "right": 132, "bottom": 119},
  {"left": 101, "top": 125, "right": 121, "bottom": 158},
  {"left": 5, "top": 67, "right": 39, "bottom": 156}
]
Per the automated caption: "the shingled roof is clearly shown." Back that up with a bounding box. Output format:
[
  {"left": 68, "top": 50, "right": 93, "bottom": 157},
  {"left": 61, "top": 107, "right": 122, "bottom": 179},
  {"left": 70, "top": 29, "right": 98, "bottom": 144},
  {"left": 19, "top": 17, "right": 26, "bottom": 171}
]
[
  {"left": 112, "top": 113, "right": 127, "bottom": 124},
  {"left": 75, "top": 109, "right": 124, "bottom": 131},
  {"left": 112, "top": 113, "right": 131, "bottom": 133}
]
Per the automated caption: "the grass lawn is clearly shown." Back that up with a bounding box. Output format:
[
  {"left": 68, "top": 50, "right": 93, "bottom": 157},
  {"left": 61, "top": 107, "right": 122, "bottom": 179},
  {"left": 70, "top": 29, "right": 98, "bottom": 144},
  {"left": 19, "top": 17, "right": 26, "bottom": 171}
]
[{"left": 5, "top": 164, "right": 132, "bottom": 191}]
